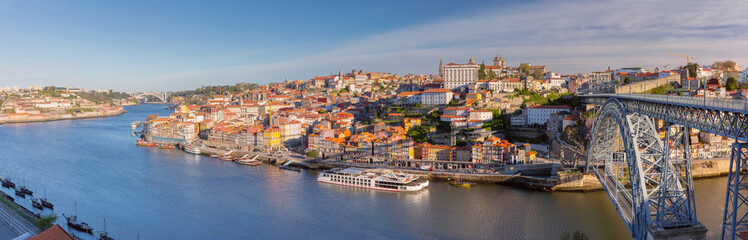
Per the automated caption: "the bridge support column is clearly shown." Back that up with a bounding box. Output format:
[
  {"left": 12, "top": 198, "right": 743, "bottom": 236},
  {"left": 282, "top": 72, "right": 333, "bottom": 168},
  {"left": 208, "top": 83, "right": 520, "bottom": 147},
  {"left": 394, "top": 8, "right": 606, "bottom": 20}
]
[{"left": 722, "top": 142, "right": 748, "bottom": 240}]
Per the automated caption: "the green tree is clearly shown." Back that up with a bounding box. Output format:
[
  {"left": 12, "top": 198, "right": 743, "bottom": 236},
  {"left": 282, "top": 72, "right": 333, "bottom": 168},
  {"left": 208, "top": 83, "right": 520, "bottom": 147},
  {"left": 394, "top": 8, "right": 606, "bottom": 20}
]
[
  {"left": 726, "top": 76, "right": 738, "bottom": 91},
  {"left": 478, "top": 63, "right": 487, "bottom": 80},
  {"left": 38, "top": 214, "right": 58, "bottom": 230},
  {"left": 306, "top": 150, "right": 319, "bottom": 158},
  {"left": 519, "top": 63, "right": 531, "bottom": 75},
  {"left": 448, "top": 100, "right": 456, "bottom": 106},
  {"left": 684, "top": 63, "right": 699, "bottom": 78},
  {"left": 624, "top": 76, "right": 632, "bottom": 84},
  {"left": 560, "top": 230, "right": 589, "bottom": 240},
  {"left": 406, "top": 125, "right": 430, "bottom": 143},
  {"left": 437, "top": 121, "right": 451, "bottom": 133},
  {"left": 486, "top": 69, "right": 498, "bottom": 80}
]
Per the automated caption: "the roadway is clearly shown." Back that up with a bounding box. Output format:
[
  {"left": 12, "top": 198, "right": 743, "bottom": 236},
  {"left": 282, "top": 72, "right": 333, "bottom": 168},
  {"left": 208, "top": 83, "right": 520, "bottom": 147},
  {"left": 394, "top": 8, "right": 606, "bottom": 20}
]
[
  {"left": 0, "top": 198, "right": 40, "bottom": 237},
  {"left": 595, "top": 167, "right": 634, "bottom": 229},
  {"left": 583, "top": 93, "right": 748, "bottom": 114}
]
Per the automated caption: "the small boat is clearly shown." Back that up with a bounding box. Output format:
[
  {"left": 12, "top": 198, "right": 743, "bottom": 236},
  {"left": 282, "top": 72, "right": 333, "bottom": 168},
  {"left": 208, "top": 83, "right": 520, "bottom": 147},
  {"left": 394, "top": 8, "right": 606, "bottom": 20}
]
[
  {"left": 236, "top": 155, "right": 261, "bottom": 166},
  {"left": 136, "top": 139, "right": 156, "bottom": 147},
  {"left": 278, "top": 161, "right": 301, "bottom": 172},
  {"left": 1, "top": 178, "right": 15, "bottom": 189},
  {"left": 279, "top": 165, "right": 302, "bottom": 172},
  {"left": 98, "top": 218, "right": 114, "bottom": 240},
  {"left": 20, "top": 186, "right": 33, "bottom": 196},
  {"left": 158, "top": 144, "right": 174, "bottom": 149},
  {"left": 220, "top": 151, "right": 235, "bottom": 161},
  {"left": 31, "top": 199, "right": 43, "bottom": 210},
  {"left": 41, "top": 188, "right": 54, "bottom": 209},
  {"left": 15, "top": 189, "right": 26, "bottom": 198},
  {"left": 64, "top": 202, "right": 93, "bottom": 234},
  {"left": 449, "top": 179, "right": 476, "bottom": 188},
  {"left": 184, "top": 146, "right": 201, "bottom": 155}
]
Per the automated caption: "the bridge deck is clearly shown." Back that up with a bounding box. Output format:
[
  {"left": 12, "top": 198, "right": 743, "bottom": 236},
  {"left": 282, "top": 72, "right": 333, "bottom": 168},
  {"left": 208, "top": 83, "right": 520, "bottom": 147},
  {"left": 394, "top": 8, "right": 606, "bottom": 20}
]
[
  {"left": 594, "top": 167, "right": 634, "bottom": 230},
  {"left": 582, "top": 93, "right": 748, "bottom": 114}
]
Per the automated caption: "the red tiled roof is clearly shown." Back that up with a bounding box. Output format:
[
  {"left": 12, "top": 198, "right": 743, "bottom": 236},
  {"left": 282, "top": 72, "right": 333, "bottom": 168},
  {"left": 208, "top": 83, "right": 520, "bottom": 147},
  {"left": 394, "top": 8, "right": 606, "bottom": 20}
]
[
  {"left": 529, "top": 105, "right": 572, "bottom": 109},
  {"left": 423, "top": 88, "right": 452, "bottom": 93},
  {"left": 31, "top": 224, "right": 76, "bottom": 240}
]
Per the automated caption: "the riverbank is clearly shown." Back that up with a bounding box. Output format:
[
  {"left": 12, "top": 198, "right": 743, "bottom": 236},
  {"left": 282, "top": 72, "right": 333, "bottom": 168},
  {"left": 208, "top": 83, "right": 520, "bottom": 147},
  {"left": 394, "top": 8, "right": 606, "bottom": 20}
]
[
  {"left": 143, "top": 137, "right": 734, "bottom": 193},
  {"left": 0, "top": 109, "right": 127, "bottom": 126}
]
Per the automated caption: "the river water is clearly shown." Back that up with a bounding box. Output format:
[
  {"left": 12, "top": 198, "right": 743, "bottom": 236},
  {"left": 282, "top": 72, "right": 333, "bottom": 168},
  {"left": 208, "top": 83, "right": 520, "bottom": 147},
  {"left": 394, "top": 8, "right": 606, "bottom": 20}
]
[{"left": 0, "top": 104, "right": 730, "bottom": 239}]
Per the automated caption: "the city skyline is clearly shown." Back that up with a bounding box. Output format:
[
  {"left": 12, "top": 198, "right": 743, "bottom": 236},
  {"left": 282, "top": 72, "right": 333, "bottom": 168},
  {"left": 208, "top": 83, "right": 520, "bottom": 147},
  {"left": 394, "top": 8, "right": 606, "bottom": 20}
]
[{"left": 1, "top": 0, "right": 747, "bottom": 92}]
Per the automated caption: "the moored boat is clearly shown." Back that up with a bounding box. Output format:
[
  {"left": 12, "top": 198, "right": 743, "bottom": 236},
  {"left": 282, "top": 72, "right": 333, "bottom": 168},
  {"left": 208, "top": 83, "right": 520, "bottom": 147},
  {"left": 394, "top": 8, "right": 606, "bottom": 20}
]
[
  {"left": 449, "top": 179, "right": 476, "bottom": 188},
  {"left": 236, "top": 155, "right": 261, "bottom": 166},
  {"left": 278, "top": 160, "right": 301, "bottom": 172},
  {"left": 1, "top": 178, "right": 15, "bottom": 189},
  {"left": 19, "top": 186, "right": 33, "bottom": 196},
  {"left": 98, "top": 218, "right": 114, "bottom": 240},
  {"left": 135, "top": 139, "right": 156, "bottom": 147},
  {"left": 41, "top": 188, "right": 54, "bottom": 209},
  {"left": 64, "top": 214, "right": 93, "bottom": 234},
  {"left": 158, "top": 144, "right": 174, "bottom": 149},
  {"left": 31, "top": 199, "right": 43, "bottom": 210},
  {"left": 64, "top": 202, "right": 93, "bottom": 234},
  {"left": 15, "top": 189, "right": 25, "bottom": 198},
  {"left": 184, "top": 146, "right": 201, "bottom": 154},
  {"left": 317, "top": 168, "right": 429, "bottom": 192}
]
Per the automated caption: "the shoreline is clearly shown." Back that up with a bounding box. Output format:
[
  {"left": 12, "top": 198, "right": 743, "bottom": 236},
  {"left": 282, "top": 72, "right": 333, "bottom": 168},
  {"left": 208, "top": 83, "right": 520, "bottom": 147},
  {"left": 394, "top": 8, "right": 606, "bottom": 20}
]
[
  {"left": 139, "top": 138, "right": 734, "bottom": 193},
  {"left": 0, "top": 109, "right": 127, "bottom": 126}
]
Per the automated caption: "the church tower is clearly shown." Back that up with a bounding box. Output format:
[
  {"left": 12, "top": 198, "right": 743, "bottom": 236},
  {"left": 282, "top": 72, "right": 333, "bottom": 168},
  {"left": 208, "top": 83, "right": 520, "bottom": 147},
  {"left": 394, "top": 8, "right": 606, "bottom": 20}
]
[
  {"left": 469, "top": 57, "right": 475, "bottom": 64},
  {"left": 493, "top": 55, "right": 506, "bottom": 68},
  {"left": 439, "top": 59, "right": 444, "bottom": 77}
]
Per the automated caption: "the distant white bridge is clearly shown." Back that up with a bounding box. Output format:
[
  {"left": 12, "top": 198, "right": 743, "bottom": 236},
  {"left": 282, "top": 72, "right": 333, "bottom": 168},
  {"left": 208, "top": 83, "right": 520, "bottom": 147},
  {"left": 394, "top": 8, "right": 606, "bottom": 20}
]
[{"left": 128, "top": 92, "right": 170, "bottom": 103}]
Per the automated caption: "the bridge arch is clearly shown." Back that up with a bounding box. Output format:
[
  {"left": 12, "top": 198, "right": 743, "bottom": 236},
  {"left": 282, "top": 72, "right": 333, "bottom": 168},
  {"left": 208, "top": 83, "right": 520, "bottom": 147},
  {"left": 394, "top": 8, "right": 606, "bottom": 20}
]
[
  {"left": 133, "top": 92, "right": 168, "bottom": 102},
  {"left": 588, "top": 98, "right": 698, "bottom": 240}
]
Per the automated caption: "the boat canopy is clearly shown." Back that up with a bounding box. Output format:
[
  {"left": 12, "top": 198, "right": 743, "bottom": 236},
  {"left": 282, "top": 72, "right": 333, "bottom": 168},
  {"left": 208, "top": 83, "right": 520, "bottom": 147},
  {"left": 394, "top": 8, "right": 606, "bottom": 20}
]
[{"left": 338, "top": 168, "right": 365, "bottom": 175}]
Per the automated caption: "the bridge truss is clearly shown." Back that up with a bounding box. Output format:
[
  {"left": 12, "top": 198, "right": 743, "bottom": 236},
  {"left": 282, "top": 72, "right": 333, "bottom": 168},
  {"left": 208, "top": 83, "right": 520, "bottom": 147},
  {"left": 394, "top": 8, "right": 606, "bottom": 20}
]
[
  {"left": 588, "top": 98, "right": 699, "bottom": 239},
  {"left": 583, "top": 94, "right": 748, "bottom": 239}
]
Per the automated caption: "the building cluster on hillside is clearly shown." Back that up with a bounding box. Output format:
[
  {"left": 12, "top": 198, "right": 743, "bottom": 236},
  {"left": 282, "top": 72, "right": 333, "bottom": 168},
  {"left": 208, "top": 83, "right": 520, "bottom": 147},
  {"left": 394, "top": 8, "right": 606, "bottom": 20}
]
[
  {"left": 143, "top": 55, "right": 747, "bottom": 168},
  {"left": 0, "top": 86, "right": 127, "bottom": 122}
]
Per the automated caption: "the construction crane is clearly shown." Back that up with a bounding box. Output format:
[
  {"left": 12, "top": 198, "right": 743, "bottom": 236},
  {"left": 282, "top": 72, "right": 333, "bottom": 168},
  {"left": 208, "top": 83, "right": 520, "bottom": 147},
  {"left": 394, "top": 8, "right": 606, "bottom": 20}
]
[
  {"left": 663, "top": 64, "right": 670, "bottom": 70},
  {"left": 665, "top": 53, "right": 695, "bottom": 64}
]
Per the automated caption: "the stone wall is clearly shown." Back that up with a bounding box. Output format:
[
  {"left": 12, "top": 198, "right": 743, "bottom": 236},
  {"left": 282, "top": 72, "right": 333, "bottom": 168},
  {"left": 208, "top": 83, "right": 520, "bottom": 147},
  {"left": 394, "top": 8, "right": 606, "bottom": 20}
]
[{"left": 614, "top": 75, "right": 681, "bottom": 94}]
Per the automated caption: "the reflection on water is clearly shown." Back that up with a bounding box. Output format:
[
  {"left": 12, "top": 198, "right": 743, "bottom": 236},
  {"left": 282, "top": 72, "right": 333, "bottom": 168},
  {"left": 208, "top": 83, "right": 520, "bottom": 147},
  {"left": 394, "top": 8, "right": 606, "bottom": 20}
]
[{"left": 0, "top": 104, "right": 731, "bottom": 239}]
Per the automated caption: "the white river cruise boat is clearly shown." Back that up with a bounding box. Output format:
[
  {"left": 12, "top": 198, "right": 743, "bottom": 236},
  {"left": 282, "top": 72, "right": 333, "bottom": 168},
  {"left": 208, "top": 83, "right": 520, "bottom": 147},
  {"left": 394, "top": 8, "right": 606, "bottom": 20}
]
[{"left": 317, "top": 168, "right": 429, "bottom": 192}]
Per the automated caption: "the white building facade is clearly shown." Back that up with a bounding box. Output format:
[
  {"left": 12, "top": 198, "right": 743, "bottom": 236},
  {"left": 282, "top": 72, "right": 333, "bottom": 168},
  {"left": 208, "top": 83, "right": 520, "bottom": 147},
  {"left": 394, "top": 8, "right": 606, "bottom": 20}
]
[
  {"left": 442, "top": 58, "right": 479, "bottom": 90},
  {"left": 526, "top": 105, "right": 572, "bottom": 125}
]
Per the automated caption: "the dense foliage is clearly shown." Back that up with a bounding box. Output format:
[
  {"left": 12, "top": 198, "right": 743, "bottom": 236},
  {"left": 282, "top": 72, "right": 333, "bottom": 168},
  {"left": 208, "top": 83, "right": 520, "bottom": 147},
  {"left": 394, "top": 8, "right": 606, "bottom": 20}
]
[{"left": 406, "top": 125, "right": 430, "bottom": 143}]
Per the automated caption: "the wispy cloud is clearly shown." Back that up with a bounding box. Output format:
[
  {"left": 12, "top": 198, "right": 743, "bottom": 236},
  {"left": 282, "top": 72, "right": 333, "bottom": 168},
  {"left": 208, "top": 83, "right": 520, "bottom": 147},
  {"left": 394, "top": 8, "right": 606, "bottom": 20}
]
[{"left": 141, "top": 0, "right": 748, "bottom": 91}]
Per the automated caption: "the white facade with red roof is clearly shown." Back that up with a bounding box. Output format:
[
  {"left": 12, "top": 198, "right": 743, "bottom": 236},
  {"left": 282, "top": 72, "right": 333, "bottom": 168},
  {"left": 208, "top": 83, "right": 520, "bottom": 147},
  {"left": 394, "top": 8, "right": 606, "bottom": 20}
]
[
  {"left": 421, "top": 88, "right": 453, "bottom": 106},
  {"left": 443, "top": 58, "right": 479, "bottom": 90}
]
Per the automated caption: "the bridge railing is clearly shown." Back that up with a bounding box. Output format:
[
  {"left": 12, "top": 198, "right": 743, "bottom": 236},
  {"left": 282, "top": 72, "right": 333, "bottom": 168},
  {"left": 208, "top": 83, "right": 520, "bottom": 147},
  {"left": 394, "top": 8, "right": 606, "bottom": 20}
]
[{"left": 588, "top": 93, "right": 748, "bottom": 113}]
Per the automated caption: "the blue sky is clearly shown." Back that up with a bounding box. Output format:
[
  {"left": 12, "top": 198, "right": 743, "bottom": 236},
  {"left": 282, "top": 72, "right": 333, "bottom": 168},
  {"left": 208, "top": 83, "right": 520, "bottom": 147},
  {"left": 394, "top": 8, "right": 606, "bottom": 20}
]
[{"left": 0, "top": 0, "right": 746, "bottom": 92}]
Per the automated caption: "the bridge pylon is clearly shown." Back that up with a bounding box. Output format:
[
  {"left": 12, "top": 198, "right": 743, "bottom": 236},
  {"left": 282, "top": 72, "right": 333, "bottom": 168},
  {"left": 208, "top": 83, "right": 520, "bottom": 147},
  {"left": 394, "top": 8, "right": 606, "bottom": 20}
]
[
  {"left": 722, "top": 142, "right": 748, "bottom": 239},
  {"left": 588, "top": 98, "right": 705, "bottom": 240}
]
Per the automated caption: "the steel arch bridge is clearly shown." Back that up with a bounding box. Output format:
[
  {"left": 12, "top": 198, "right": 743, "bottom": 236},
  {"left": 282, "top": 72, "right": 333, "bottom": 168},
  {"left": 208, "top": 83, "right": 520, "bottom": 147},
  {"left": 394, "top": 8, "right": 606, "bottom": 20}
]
[
  {"left": 582, "top": 93, "right": 748, "bottom": 240},
  {"left": 130, "top": 92, "right": 169, "bottom": 102}
]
